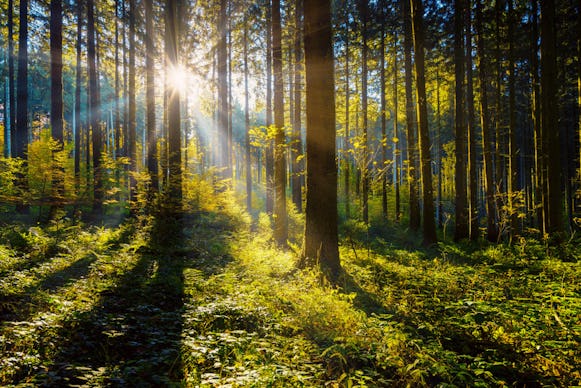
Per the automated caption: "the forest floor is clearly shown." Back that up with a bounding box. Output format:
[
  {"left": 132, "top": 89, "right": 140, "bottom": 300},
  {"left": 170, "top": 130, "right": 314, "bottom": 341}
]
[{"left": 0, "top": 192, "right": 580, "bottom": 387}]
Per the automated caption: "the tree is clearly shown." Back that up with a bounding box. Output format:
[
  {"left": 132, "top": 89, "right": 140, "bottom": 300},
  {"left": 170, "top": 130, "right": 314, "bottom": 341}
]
[
  {"left": 301, "top": 0, "right": 340, "bottom": 278},
  {"left": 128, "top": 0, "right": 137, "bottom": 203},
  {"left": 87, "top": 0, "right": 102, "bottom": 212},
  {"left": 358, "top": 0, "right": 369, "bottom": 224},
  {"left": 74, "top": 1, "right": 83, "bottom": 192},
  {"left": 265, "top": 0, "right": 274, "bottom": 215},
  {"left": 218, "top": 0, "right": 229, "bottom": 176},
  {"left": 465, "top": 1, "right": 479, "bottom": 240},
  {"left": 244, "top": 6, "right": 252, "bottom": 211},
  {"left": 146, "top": 0, "right": 158, "bottom": 193},
  {"left": 272, "top": 0, "right": 288, "bottom": 246},
  {"left": 166, "top": 0, "right": 182, "bottom": 213},
  {"left": 393, "top": 33, "right": 401, "bottom": 222},
  {"left": 454, "top": 0, "right": 469, "bottom": 241},
  {"left": 7, "top": 0, "right": 15, "bottom": 157},
  {"left": 541, "top": 0, "right": 563, "bottom": 235},
  {"left": 380, "top": 0, "right": 388, "bottom": 220},
  {"left": 50, "top": 0, "right": 64, "bottom": 213},
  {"left": 507, "top": 0, "right": 518, "bottom": 237},
  {"left": 15, "top": 0, "right": 29, "bottom": 212},
  {"left": 402, "top": 0, "right": 420, "bottom": 231},
  {"left": 475, "top": 0, "right": 498, "bottom": 242},
  {"left": 291, "top": 0, "right": 304, "bottom": 213},
  {"left": 410, "top": 0, "right": 437, "bottom": 245}
]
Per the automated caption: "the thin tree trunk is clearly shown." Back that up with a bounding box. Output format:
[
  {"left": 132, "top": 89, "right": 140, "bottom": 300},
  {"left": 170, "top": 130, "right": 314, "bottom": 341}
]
[
  {"left": 301, "top": 0, "right": 340, "bottom": 279},
  {"left": 74, "top": 1, "right": 83, "bottom": 193},
  {"left": 394, "top": 33, "right": 401, "bottom": 222},
  {"left": 50, "top": 0, "right": 64, "bottom": 213},
  {"left": 476, "top": 0, "right": 499, "bottom": 242},
  {"left": 410, "top": 0, "right": 437, "bottom": 245},
  {"left": 466, "top": 1, "right": 479, "bottom": 240},
  {"left": 128, "top": 0, "right": 137, "bottom": 203},
  {"left": 507, "top": 0, "right": 518, "bottom": 238},
  {"left": 291, "top": 0, "right": 303, "bottom": 213},
  {"left": 454, "top": 0, "right": 469, "bottom": 241},
  {"left": 244, "top": 10, "right": 252, "bottom": 211},
  {"left": 358, "top": 0, "right": 369, "bottom": 224},
  {"left": 272, "top": 0, "right": 288, "bottom": 246},
  {"left": 531, "top": 0, "right": 544, "bottom": 234},
  {"left": 146, "top": 0, "right": 158, "bottom": 193},
  {"left": 15, "top": 0, "right": 29, "bottom": 213},
  {"left": 265, "top": 0, "right": 274, "bottom": 215},
  {"left": 7, "top": 0, "right": 15, "bottom": 158},
  {"left": 87, "top": 0, "right": 102, "bottom": 212},
  {"left": 380, "top": 0, "right": 388, "bottom": 220},
  {"left": 495, "top": 0, "right": 505, "bottom": 230},
  {"left": 344, "top": 11, "right": 351, "bottom": 219},
  {"left": 218, "top": 0, "right": 229, "bottom": 176},
  {"left": 403, "top": 0, "right": 420, "bottom": 231}
]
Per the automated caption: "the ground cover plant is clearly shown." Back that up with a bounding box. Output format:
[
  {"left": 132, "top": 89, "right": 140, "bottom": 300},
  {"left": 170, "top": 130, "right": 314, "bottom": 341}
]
[{"left": 0, "top": 190, "right": 579, "bottom": 387}]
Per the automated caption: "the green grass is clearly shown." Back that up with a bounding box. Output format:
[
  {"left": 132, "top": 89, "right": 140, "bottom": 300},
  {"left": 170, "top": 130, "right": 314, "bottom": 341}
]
[{"left": 0, "top": 193, "right": 579, "bottom": 386}]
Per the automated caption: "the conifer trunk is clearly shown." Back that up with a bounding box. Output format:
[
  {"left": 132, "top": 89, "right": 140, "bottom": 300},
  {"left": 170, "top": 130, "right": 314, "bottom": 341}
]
[
  {"left": 272, "top": 0, "right": 288, "bottom": 246},
  {"left": 410, "top": 0, "right": 437, "bottom": 245}
]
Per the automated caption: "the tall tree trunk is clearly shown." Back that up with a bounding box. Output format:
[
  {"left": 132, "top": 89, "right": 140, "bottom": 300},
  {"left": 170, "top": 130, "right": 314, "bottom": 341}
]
[
  {"left": 7, "top": 0, "right": 15, "bottom": 157},
  {"left": 244, "top": 10, "right": 252, "bottom": 212},
  {"left": 436, "top": 66, "right": 443, "bottom": 227},
  {"left": 114, "top": 0, "right": 121, "bottom": 161},
  {"left": 410, "top": 0, "right": 437, "bottom": 245},
  {"left": 541, "top": 0, "right": 563, "bottom": 235},
  {"left": 301, "top": 0, "right": 340, "bottom": 279},
  {"left": 507, "top": 0, "right": 518, "bottom": 238},
  {"left": 272, "top": 0, "right": 288, "bottom": 246},
  {"left": 403, "top": 0, "right": 420, "bottom": 231},
  {"left": 291, "top": 0, "right": 304, "bottom": 213},
  {"left": 166, "top": 0, "right": 182, "bottom": 213},
  {"left": 74, "top": 1, "right": 83, "bottom": 192},
  {"left": 218, "top": 0, "right": 229, "bottom": 177},
  {"left": 495, "top": 0, "right": 505, "bottom": 227},
  {"left": 531, "top": 0, "right": 544, "bottom": 234},
  {"left": 476, "top": 0, "right": 499, "bottom": 242},
  {"left": 146, "top": 0, "right": 158, "bottom": 193},
  {"left": 344, "top": 11, "right": 351, "bottom": 219},
  {"left": 128, "top": 0, "right": 137, "bottom": 203},
  {"left": 265, "top": 0, "right": 274, "bottom": 215},
  {"left": 454, "top": 0, "right": 469, "bottom": 241},
  {"left": 394, "top": 34, "right": 401, "bottom": 222},
  {"left": 87, "top": 0, "right": 102, "bottom": 212},
  {"left": 358, "top": 0, "right": 369, "bottom": 224},
  {"left": 465, "top": 2, "right": 479, "bottom": 240},
  {"left": 577, "top": 0, "right": 581, "bottom": 223},
  {"left": 380, "top": 0, "right": 388, "bottom": 220},
  {"left": 50, "top": 0, "right": 64, "bottom": 213},
  {"left": 15, "top": 0, "right": 29, "bottom": 213}
]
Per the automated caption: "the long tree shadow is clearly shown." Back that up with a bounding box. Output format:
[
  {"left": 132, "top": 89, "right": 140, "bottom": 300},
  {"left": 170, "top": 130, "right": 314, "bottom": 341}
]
[
  {"left": 32, "top": 211, "right": 235, "bottom": 386},
  {"left": 0, "top": 254, "right": 97, "bottom": 322}
]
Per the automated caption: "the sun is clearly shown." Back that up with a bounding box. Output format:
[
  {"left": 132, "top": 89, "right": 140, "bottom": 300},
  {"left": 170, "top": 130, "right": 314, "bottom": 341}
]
[{"left": 166, "top": 64, "right": 190, "bottom": 95}]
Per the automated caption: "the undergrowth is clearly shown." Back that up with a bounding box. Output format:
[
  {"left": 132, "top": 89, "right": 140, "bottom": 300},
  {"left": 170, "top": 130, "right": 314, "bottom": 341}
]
[{"left": 0, "top": 186, "right": 579, "bottom": 386}]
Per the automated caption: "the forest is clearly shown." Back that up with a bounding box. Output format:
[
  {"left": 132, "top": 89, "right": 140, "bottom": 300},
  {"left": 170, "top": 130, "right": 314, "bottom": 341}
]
[{"left": 0, "top": 0, "right": 579, "bottom": 385}]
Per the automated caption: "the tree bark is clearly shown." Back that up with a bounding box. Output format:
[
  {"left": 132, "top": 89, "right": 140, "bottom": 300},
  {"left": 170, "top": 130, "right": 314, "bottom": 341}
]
[
  {"left": 272, "top": 0, "right": 288, "bottom": 246},
  {"left": 403, "top": 0, "right": 420, "bottom": 231},
  {"left": 128, "top": 0, "right": 137, "bottom": 203},
  {"left": 291, "top": 0, "right": 304, "bottom": 213},
  {"left": 75, "top": 1, "right": 83, "bottom": 193},
  {"left": 541, "top": 0, "right": 563, "bottom": 235},
  {"left": 380, "top": 0, "right": 388, "bottom": 220},
  {"left": 454, "top": 0, "right": 469, "bottom": 241},
  {"left": 145, "top": 0, "right": 158, "bottom": 193},
  {"left": 15, "top": 0, "right": 29, "bottom": 213},
  {"left": 218, "top": 0, "right": 229, "bottom": 177},
  {"left": 50, "top": 0, "right": 64, "bottom": 213},
  {"left": 244, "top": 10, "right": 252, "bottom": 211},
  {"left": 7, "top": 0, "right": 15, "bottom": 158},
  {"left": 465, "top": 2, "right": 479, "bottom": 240},
  {"left": 301, "top": 0, "right": 341, "bottom": 279},
  {"left": 87, "top": 0, "right": 102, "bottom": 212},
  {"left": 410, "top": 0, "right": 437, "bottom": 245},
  {"left": 507, "top": 0, "right": 518, "bottom": 238},
  {"left": 358, "top": 0, "right": 369, "bottom": 224},
  {"left": 394, "top": 34, "right": 401, "bottom": 222},
  {"left": 476, "top": 0, "right": 499, "bottom": 242},
  {"left": 265, "top": 0, "right": 274, "bottom": 215}
]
